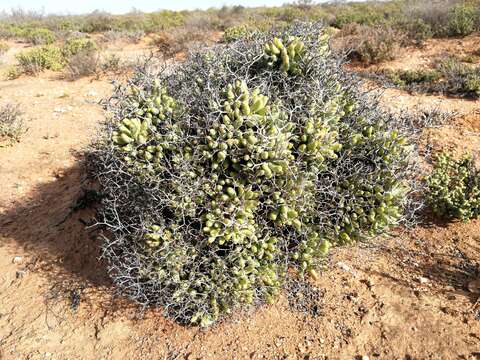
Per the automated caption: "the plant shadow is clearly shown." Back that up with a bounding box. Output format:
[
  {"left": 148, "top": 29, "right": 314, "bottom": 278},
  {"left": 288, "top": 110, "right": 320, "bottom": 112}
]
[
  {"left": 0, "top": 159, "right": 128, "bottom": 312},
  {"left": 367, "top": 226, "right": 480, "bottom": 306}
]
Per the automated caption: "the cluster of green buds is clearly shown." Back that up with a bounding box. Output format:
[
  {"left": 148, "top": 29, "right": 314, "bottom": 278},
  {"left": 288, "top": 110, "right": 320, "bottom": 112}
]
[
  {"left": 231, "top": 246, "right": 281, "bottom": 305},
  {"left": 334, "top": 178, "right": 407, "bottom": 244},
  {"left": 202, "top": 181, "right": 260, "bottom": 245},
  {"left": 292, "top": 231, "right": 330, "bottom": 276},
  {"left": 143, "top": 82, "right": 177, "bottom": 125},
  {"left": 111, "top": 81, "right": 181, "bottom": 171},
  {"left": 264, "top": 36, "right": 305, "bottom": 74},
  {"left": 203, "top": 80, "right": 294, "bottom": 178},
  {"left": 112, "top": 117, "right": 150, "bottom": 148},
  {"left": 144, "top": 224, "right": 174, "bottom": 248},
  {"left": 224, "top": 80, "right": 269, "bottom": 119},
  {"left": 426, "top": 152, "right": 480, "bottom": 221},
  {"left": 296, "top": 117, "right": 342, "bottom": 164}
]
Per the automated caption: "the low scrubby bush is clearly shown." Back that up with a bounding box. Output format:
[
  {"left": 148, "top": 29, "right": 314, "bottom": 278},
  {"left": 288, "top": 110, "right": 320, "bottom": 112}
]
[
  {"left": 447, "top": 3, "right": 479, "bottom": 36},
  {"left": 0, "top": 103, "right": 26, "bottom": 146},
  {"left": 0, "top": 41, "right": 9, "bottom": 56},
  {"left": 381, "top": 68, "right": 442, "bottom": 88},
  {"left": 89, "top": 23, "right": 418, "bottom": 326},
  {"left": 15, "top": 46, "right": 64, "bottom": 74},
  {"left": 426, "top": 152, "right": 480, "bottom": 221},
  {"left": 10, "top": 38, "right": 100, "bottom": 78},
  {"left": 64, "top": 50, "right": 99, "bottom": 80},
  {"left": 331, "top": 3, "right": 390, "bottom": 28},
  {"left": 25, "top": 28, "right": 56, "bottom": 45},
  {"left": 103, "top": 29, "right": 145, "bottom": 43},
  {"left": 100, "top": 53, "right": 122, "bottom": 73},
  {"left": 436, "top": 57, "right": 480, "bottom": 98},
  {"left": 79, "top": 11, "right": 115, "bottom": 33},
  {"left": 61, "top": 37, "right": 98, "bottom": 58},
  {"left": 221, "top": 25, "right": 254, "bottom": 43},
  {"left": 377, "top": 58, "right": 480, "bottom": 98},
  {"left": 61, "top": 37, "right": 99, "bottom": 79},
  {"left": 396, "top": 17, "right": 433, "bottom": 45},
  {"left": 152, "top": 29, "right": 212, "bottom": 59},
  {"left": 338, "top": 24, "right": 403, "bottom": 64}
]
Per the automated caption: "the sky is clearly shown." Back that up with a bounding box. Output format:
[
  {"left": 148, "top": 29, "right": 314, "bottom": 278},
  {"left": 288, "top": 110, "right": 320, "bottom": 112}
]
[{"left": 0, "top": 0, "right": 307, "bottom": 15}]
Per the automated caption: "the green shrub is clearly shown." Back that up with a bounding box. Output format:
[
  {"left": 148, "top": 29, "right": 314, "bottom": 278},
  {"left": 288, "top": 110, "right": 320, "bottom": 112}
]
[
  {"left": 80, "top": 11, "right": 115, "bottom": 33},
  {"left": 15, "top": 46, "right": 64, "bottom": 74},
  {"left": 0, "top": 41, "right": 9, "bottom": 56},
  {"left": 426, "top": 152, "right": 480, "bottom": 222},
  {"left": 221, "top": 25, "right": 253, "bottom": 43},
  {"left": 100, "top": 53, "right": 122, "bottom": 73},
  {"left": 145, "top": 10, "right": 185, "bottom": 32},
  {"left": 61, "top": 37, "right": 98, "bottom": 58},
  {"left": 465, "top": 71, "right": 480, "bottom": 96},
  {"left": 151, "top": 29, "right": 212, "bottom": 59},
  {"left": 331, "top": 3, "right": 390, "bottom": 28},
  {"left": 26, "top": 28, "right": 56, "bottom": 45},
  {"left": 399, "top": 18, "right": 433, "bottom": 44},
  {"left": 59, "top": 38, "right": 99, "bottom": 80},
  {"left": 345, "top": 25, "right": 403, "bottom": 64},
  {"left": 0, "top": 103, "right": 26, "bottom": 146},
  {"left": 378, "top": 58, "right": 480, "bottom": 98},
  {"left": 64, "top": 50, "right": 99, "bottom": 80},
  {"left": 5, "top": 66, "right": 21, "bottom": 80},
  {"left": 447, "top": 3, "right": 478, "bottom": 36},
  {"left": 90, "top": 23, "right": 416, "bottom": 327},
  {"left": 381, "top": 68, "right": 442, "bottom": 87},
  {"left": 436, "top": 57, "right": 480, "bottom": 98},
  {"left": 462, "top": 54, "right": 480, "bottom": 63},
  {"left": 103, "top": 29, "right": 145, "bottom": 43}
]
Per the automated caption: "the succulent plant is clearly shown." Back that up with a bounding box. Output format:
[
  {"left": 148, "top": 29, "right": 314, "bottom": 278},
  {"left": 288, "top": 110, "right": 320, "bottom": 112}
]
[
  {"left": 264, "top": 36, "right": 305, "bottom": 74},
  {"left": 426, "top": 152, "right": 480, "bottom": 221},
  {"left": 90, "top": 23, "right": 416, "bottom": 327}
]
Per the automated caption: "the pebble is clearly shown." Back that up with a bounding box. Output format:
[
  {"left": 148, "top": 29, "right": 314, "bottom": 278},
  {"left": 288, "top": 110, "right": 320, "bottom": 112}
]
[
  {"left": 12, "top": 256, "right": 22, "bottom": 264},
  {"left": 336, "top": 261, "right": 351, "bottom": 272},
  {"left": 361, "top": 279, "right": 374, "bottom": 288},
  {"left": 298, "top": 343, "right": 307, "bottom": 353},
  {"left": 361, "top": 356, "right": 370, "bottom": 360},
  {"left": 418, "top": 276, "right": 429, "bottom": 284},
  {"left": 467, "top": 279, "right": 480, "bottom": 293}
]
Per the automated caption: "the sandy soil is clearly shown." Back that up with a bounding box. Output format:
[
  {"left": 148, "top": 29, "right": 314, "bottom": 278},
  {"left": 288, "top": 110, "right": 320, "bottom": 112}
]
[{"left": 0, "top": 35, "right": 479, "bottom": 360}]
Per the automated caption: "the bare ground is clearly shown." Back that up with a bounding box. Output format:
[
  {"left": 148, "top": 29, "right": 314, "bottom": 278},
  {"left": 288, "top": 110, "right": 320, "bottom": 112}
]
[{"left": 0, "top": 35, "right": 479, "bottom": 360}]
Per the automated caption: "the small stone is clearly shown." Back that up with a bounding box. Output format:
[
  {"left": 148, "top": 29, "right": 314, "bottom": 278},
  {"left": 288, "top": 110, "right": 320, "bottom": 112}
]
[
  {"left": 337, "top": 262, "right": 351, "bottom": 272},
  {"left": 16, "top": 270, "right": 26, "bottom": 279},
  {"left": 467, "top": 279, "right": 480, "bottom": 294},
  {"left": 361, "top": 356, "right": 370, "bottom": 360},
  {"left": 418, "top": 277, "right": 429, "bottom": 284},
  {"left": 12, "top": 256, "right": 22, "bottom": 264},
  {"left": 361, "top": 279, "right": 374, "bottom": 288}
]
